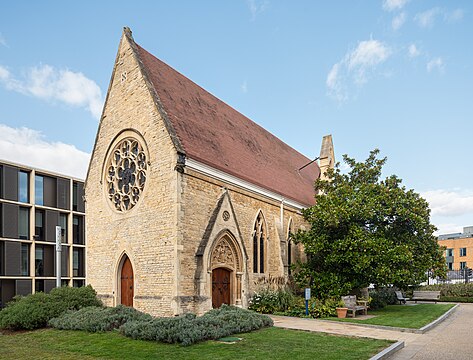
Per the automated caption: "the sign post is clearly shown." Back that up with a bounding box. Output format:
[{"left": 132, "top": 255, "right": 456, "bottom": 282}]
[
  {"left": 56, "top": 226, "right": 62, "bottom": 288},
  {"left": 304, "top": 288, "right": 311, "bottom": 316}
]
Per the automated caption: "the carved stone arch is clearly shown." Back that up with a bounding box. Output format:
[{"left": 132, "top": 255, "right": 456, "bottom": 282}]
[
  {"left": 194, "top": 190, "right": 249, "bottom": 312},
  {"left": 208, "top": 230, "right": 244, "bottom": 309},
  {"left": 208, "top": 230, "right": 243, "bottom": 272}
]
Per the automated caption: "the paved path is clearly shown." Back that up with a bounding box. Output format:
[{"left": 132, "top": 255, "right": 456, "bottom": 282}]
[
  {"left": 271, "top": 303, "right": 473, "bottom": 359},
  {"left": 389, "top": 303, "right": 473, "bottom": 360}
]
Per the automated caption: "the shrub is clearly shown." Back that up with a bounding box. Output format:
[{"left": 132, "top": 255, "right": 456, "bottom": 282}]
[
  {"left": 248, "top": 288, "right": 296, "bottom": 314},
  {"left": 49, "top": 305, "right": 152, "bottom": 332},
  {"left": 121, "top": 305, "right": 273, "bottom": 346},
  {"left": 368, "top": 287, "right": 398, "bottom": 310},
  {"left": 421, "top": 283, "right": 473, "bottom": 298},
  {"left": 0, "top": 285, "right": 102, "bottom": 330},
  {"left": 308, "top": 297, "right": 340, "bottom": 318},
  {"left": 439, "top": 296, "right": 473, "bottom": 303}
]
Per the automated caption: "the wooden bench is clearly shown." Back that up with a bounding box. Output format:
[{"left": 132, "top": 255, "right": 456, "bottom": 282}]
[
  {"left": 412, "top": 291, "right": 440, "bottom": 304},
  {"left": 395, "top": 291, "right": 409, "bottom": 305},
  {"left": 341, "top": 295, "right": 368, "bottom": 317}
]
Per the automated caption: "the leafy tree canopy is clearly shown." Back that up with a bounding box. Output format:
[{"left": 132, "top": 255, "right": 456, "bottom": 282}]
[{"left": 293, "top": 149, "right": 446, "bottom": 298}]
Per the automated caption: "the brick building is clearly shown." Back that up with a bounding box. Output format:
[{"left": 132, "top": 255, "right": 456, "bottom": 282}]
[
  {"left": 86, "top": 28, "right": 333, "bottom": 316},
  {"left": 0, "top": 160, "right": 86, "bottom": 307},
  {"left": 438, "top": 226, "right": 473, "bottom": 270}
]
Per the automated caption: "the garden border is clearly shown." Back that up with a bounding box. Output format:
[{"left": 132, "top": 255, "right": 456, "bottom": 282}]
[{"left": 321, "top": 303, "right": 459, "bottom": 334}]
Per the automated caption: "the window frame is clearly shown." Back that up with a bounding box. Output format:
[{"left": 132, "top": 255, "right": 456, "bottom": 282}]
[{"left": 252, "top": 211, "right": 266, "bottom": 274}]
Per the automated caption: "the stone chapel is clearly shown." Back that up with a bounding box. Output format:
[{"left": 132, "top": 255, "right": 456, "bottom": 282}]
[{"left": 85, "top": 28, "right": 334, "bottom": 317}]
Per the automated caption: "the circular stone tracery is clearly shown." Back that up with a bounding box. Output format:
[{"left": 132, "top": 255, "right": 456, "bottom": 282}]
[{"left": 106, "top": 138, "right": 147, "bottom": 212}]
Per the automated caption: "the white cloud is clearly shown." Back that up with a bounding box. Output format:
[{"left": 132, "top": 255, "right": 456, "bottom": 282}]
[
  {"left": 326, "top": 63, "right": 346, "bottom": 103},
  {"left": 415, "top": 7, "right": 464, "bottom": 28},
  {"left": 422, "top": 190, "right": 473, "bottom": 218},
  {"left": 392, "top": 12, "right": 407, "bottom": 30},
  {"left": 415, "top": 7, "right": 441, "bottom": 28},
  {"left": 408, "top": 44, "right": 420, "bottom": 58},
  {"left": 427, "top": 57, "right": 444, "bottom": 72},
  {"left": 0, "top": 65, "right": 10, "bottom": 80},
  {"left": 445, "top": 8, "right": 464, "bottom": 23},
  {"left": 0, "top": 33, "right": 6, "bottom": 47},
  {"left": 0, "top": 64, "right": 103, "bottom": 119},
  {"left": 0, "top": 124, "right": 90, "bottom": 179},
  {"left": 383, "top": 0, "right": 409, "bottom": 12},
  {"left": 247, "top": 0, "right": 269, "bottom": 21},
  {"left": 327, "top": 39, "right": 391, "bottom": 102},
  {"left": 241, "top": 80, "right": 248, "bottom": 93},
  {"left": 434, "top": 223, "right": 463, "bottom": 236}
]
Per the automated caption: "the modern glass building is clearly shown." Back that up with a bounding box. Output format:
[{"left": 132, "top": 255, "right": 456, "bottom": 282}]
[{"left": 0, "top": 159, "right": 85, "bottom": 307}]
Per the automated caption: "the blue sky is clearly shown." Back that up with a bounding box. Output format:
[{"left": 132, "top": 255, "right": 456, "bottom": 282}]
[{"left": 0, "top": 0, "right": 472, "bottom": 234}]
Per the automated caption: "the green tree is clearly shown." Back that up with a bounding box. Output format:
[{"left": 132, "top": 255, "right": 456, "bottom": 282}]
[{"left": 294, "top": 149, "right": 446, "bottom": 298}]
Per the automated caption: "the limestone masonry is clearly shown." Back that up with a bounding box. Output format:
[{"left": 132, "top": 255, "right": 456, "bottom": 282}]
[{"left": 86, "top": 28, "right": 333, "bottom": 316}]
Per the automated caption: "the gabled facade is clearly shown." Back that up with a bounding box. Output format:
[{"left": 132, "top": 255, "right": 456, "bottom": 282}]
[{"left": 86, "top": 28, "right": 333, "bottom": 316}]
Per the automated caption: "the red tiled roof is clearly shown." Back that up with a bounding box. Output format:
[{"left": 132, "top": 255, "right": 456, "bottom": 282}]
[{"left": 135, "top": 44, "right": 320, "bottom": 206}]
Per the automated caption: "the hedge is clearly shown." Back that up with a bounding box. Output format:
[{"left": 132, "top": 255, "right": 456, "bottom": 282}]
[
  {"left": 50, "top": 304, "right": 273, "bottom": 346},
  {"left": 0, "top": 286, "right": 102, "bottom": 330}
]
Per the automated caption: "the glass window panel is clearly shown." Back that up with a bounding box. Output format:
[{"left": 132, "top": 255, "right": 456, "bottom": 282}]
[
  {"left": 0, "top": 241, "right": 4, "bottom": 276},
  {"left": 35, "top": 279, "right": 44, "bottom": 293},
  {"left": 21, "top": 243, "right": 29, "bottom": 276},
  {"left": 73, "top": 216, "right": 83, "bottom": 244},
  {"left": 73, "top": 279, "right": 84, "bottom": 288},
  {"left": 35, "top": 246, "right": 44, "bottom": 276},
  {"left": 35, "top": 210, "right": 44, "bottom": 240},
  {"left": 35, "top": 175, "right": 44, "bottom": 206},
  {"left": 18, "top": 171, "right": 29, "bottom": 203},
  {"left": 73, "top": 249, "right": 79, "bottom": 276},
  {"left": 60, "top": 214, "right": 67, "bottom": 243},
  {"left": 19, "top": 207, "right": 29, "bottom": 240},
  {"left": 73, "top": 182, "right": 78, "bottom": 211}
]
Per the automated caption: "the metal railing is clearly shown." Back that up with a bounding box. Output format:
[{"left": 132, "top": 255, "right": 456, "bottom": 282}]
[{"left": 426, "top": 267, "right": 472, "bottom": 285}]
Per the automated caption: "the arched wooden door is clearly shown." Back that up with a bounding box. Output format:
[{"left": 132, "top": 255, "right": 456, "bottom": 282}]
[
  {"left": 120, "top": 256, "right": 134, "bottom": 307},
  {"left": 212, "top": 267, "right": 231, "bottom": 308}
]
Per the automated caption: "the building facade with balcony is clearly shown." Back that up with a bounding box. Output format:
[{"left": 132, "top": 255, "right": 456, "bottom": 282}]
[{"left": 0, "top": 159, "right": 86, "bottom": 307}]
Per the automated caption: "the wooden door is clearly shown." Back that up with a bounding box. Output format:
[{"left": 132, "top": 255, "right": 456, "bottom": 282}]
[
  {"left": 212, "top": 267, "right": 231, "bottom": 308},
  {"left": 121, "top": 257, "right": 134, "bottom": 307}
]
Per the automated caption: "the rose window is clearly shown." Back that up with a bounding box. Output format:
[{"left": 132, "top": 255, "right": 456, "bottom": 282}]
[{"left": 106, "top": 138, "right": 147, "bottom": 211}]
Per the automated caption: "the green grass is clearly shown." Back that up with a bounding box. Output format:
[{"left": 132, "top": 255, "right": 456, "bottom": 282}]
[
  {"left": 331, "top": 304, "right": 455, "bottom": 329},
  {"left": 0, "top": 327, "right": 392, "bottom": 360}
]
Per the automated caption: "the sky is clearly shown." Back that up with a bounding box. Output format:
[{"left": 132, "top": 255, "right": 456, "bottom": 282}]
[{"left": 0, "top": 0, "right": 472, "bottom": 235}]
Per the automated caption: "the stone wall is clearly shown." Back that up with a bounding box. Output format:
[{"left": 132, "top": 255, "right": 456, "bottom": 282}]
[
  {"left": 177, "top": 168, "right": 308, "bottom": 314},
  {"left": 86, "top": 32, "right": 181, "bottom": 316}
]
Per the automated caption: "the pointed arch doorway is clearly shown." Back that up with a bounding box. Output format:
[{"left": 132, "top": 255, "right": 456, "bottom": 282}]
[
  {"left": 209, "top": 232, "right": 243, "bottom": 308},
  {"left": 120, "top": 256, "right": 134, "bottom": 307}
]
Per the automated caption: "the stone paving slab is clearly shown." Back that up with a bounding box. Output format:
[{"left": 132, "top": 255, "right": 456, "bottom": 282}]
[{"left": 270, "top": 315, "right": 420, "bottom": 342}]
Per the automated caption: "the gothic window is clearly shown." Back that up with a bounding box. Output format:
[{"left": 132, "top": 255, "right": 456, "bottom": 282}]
[
  {"left": 252, "top": 212, "right": 266, "bottom": 273},
  {"left": 105, "top": 137, "right": 148, "bottom": 212},
  {"left": 287, "top": 219, "right": 293, "bottom": 276}
]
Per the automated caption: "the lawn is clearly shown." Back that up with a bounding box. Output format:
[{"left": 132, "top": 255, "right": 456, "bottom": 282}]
[
  {"left": 0, "top": 327, "right": 392, "bottom": 360},
  {"left": 331, "top": 303, "right": 455, "bottom": 329}
]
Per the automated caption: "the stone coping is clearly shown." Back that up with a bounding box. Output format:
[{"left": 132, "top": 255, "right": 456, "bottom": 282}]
[{"left": 369, "top": 341, "right": 404, "bottom": 360}]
